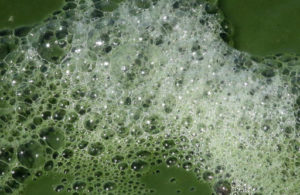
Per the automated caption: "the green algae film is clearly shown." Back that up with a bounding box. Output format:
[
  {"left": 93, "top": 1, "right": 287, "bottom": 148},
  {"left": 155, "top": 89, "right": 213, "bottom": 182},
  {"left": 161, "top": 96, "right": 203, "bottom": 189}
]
[
  {"left": 0, "top": 0, "right": 64, "bottom": 29},
  {"left": 219, "top": 0, "right": 300, "bottom": 56}
]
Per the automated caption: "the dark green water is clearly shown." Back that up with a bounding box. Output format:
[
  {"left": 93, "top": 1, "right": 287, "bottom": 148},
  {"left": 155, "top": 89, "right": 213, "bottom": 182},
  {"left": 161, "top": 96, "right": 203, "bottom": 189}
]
[
  {"left": 219, "top": 0, "right": 300, "bottom": 56},
  {"left": 22, "top": 174, "right": 71, "bottom": 195},
  {"left": 21, "top": 165, "right": 211, "bottom": 195},
  {"left": 0, "top": 0, "right": 64, "bottom": 29},
  {"left": 142, "top": 165, "right": 211, "bottom": 195}
]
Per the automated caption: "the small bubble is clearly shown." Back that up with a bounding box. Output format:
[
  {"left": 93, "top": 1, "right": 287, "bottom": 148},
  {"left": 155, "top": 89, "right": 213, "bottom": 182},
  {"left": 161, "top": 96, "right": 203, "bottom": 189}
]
[
  {"left": 131, "top": 160, "right": 148, "bottom": 172},
  {"left": 39, "top": 127, "right": 65, "bottom": 150},
  {"left": 162, "top": 140, "right": 175, "bottom": 149},
  {"left": 214, "top": 180, "right": 231, "bottom": 195},
  {"left": 62, "top": 149, "right": 73, "bottom": 159},
  {"left": 0, "top": 161, "right": 9, "bottom": 176},
  {"left": 94, "top": 171, "right": 103, "bottom": 178},
  {"left": 103, "top": 182, "right": 116, "bottom": 191},
  {"left": 182, "top": 162, "right": 192, "bottom": 171},
  {"left": 55, "top": 185, "right": 64, "bottom": 192},
  {"left": 118, "top": 163, "right": 128, "bottom": 170},
  {"left": 0, "top": 145, "right": 14, "bottom": 163},
  {"left": 112, "top": 155, "right": 124, "bottom": 163},
  {"left": 203, "top": 171, "right": 214, "bottom": 181},
  {"left": 11, "top": 167, "right": 30, "bottom": 183},
  {"left": 44, "top": 160, "right": 54, "bottom": 171},
  {"left": 78, "top": 140, "right": 88, "bottom": 149},
  {"left": 73, "top": 181, "right": 86, "bottom": 192},
  {"left": 88, "top": 142, "right": 104, "bottom": 156},
  {"left": 169, "top": 177, "right": 176, "bottom": 183}
]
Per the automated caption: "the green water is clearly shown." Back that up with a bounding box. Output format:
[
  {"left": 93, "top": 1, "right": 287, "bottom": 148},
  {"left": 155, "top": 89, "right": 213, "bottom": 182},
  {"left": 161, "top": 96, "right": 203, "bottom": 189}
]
[
  {"left": 142, "top": 165, "right": 211, "bottom": 195},
  {"left": 22, "top": 174, "right": 71, "bottom": 195},
  {"left": 0, "top": 0, "right": 64, "bottom": 29},
  {"left": 219, "top": 0, "right": 300, "bottom": 56},
  {"left": 21, "top": 165, "right": 211, "bottom": 195}
]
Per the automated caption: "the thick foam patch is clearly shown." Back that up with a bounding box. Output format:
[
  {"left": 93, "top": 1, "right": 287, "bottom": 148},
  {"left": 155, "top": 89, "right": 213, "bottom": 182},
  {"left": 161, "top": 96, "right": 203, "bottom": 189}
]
[{"left": 0, "top": 0, "right": 299, "bottom": 194}]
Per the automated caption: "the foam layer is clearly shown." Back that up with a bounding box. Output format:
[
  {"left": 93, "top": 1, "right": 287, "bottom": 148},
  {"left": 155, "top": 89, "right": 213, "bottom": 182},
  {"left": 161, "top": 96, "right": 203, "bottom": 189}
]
[{"left": 0, "top": 0, "right": 299, "bottom": 194}]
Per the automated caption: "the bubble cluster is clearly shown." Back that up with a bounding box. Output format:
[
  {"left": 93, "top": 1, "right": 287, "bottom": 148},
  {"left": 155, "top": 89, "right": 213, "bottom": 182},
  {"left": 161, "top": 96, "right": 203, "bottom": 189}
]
[{"left": 0, "top": 0, "right": 299, "bottom": 194}]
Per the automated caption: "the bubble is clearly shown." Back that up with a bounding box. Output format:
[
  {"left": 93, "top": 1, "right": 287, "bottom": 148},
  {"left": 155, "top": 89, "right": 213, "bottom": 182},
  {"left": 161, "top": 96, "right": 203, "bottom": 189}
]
[
  {"left": 118, "top": 163, "right": 129, "bottom": 170},
  {"left": 53, "top": 109, "right": 66, "bottom": 121},
  {"left": 84, "top": 114, "right": 101, "bottom": 131},
  {"left": 37, "top": 31, "right": 67, "bottom": 63},
  {"left": 44, "top": 160, "right": 54, "bottom": 171},
  {"left": 71, "top": 88, "right": 86, "bottom": 100},
  {"left": 14, "top": 26, "right": 32, "bottom": 37},
  {"left": 130, "top": 125, "right": 143, "bottom": 137},
  {"left": 143, "top": 115, "right": 165, "bottom": 134},
  {"left": 135, "top": 0, "right": 151, "bottom": 9},
  {"left": 0, "top": 161, "right": 9, "bottom": 176},
  {"left": 112, "top": 155, "right": 124, "bottom": 163},
  {"left": 166, "top": 157, "right": 177, "bottom": 166},
  {"left": 16, "top": 103, "right": 33, "bottom": 122},
  {"left": 101, "top": 129, "right": 115, "bottom": 140},
  {"left": 88, "top": 142, "right": 104, "bottom": 156},
  {"left": 33, "top": 117, "right": 43, "bottom": 125},
  {"left": 288, "top": 139, "right": 300, "bottom": 152},
  {"left": 11, "top": 167, "right": 30, "bottom": 183},
  {"left": 55, "top": 28, "right": 69, "bottom": 40},
  {"left": 65, "top": 112, "right": 79, "bottom": 123},
  {"left": 41, "top": 111, "right": 51, "bottom": 120},
  {"left": 74, "top": 103, "right": 89, "bottom": 115},
  {"left": 0, "top": 29, "right": 12, "bottom": 36},
  {"left": 55, "top": 185, "right": 64, "bottom": 192},
  {"left": 0, "top": 145, "right": 14, "bottom": 163},
  {"left": 124, "top": 97, "right": 132, "bottom": 105},
  {"left": 6, "top": 180, "right": 19, "bottom": 189},
  {"left": 63, "top": 2, "right": 77, "bottom": 11},
  {"left": 203, "top": 171, "right": 214, "bottom": 181},
  {"left": 103, "top": 181, "right": 116, "bottom": 191},
  {"left": 59, "top": 99, "right": 70, "bottom": 109},
  {"left": 94, "top": 0, "right": 119, "bottom": 12},
  {"left": 116, "top": 125, "right": 130, "bottom": 138},
  {"left": 215, "top": 165, "right": 225, "bottom": 174},
  {"left": 78, "top": 140, "right": 88, "bottom": 149},
  {"left": 3, "top": 186, "right": 12, "bottom": 194},
  {"left": 169, "top": 177, "right": 176, "bottom": 183},
  {"left": 17, "top": 140, "right": 45, "bottom": 168},
  {"left": 131, "top": 160, "right": 148, "bottom": 172},
  {"left": 261, "top": 68, "right": 275, "bottom": 78},
  {"left": 214, "top": 180, "right": 231, "bottom": 195},
  {"left": 0, "top": 36, "right": 17, "bottom": 60},
  {"left": 136, "top": 150, "right": 151, "bottom": 158},
  {"left": 94, "top": 171, "right": 103, "bottom": 178},
  {"left": 182, "top": 162, "right": 193, "bottom": 171},
  {"left": 73, "top": 181, "right": 86, "bottom": 192},
  {"left": 162, "top": 140, "right": 175, "bottom": 149},
  {"left": 163, "top": 95, "right": 176, "bottom": 113},
  {"left": 40, "top": 127, "right": 65, "bottom": 150},
  {"left": 62, "top": 149, "right": 73, "bottom": 159}
]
